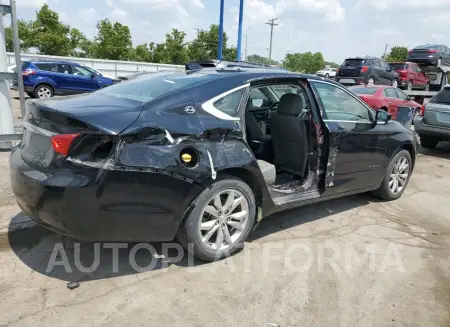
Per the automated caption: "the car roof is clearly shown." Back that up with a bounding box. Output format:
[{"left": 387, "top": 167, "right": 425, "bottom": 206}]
[
  {"left": 344, "top": 57, "right": 378, "bottom": 60},
  {"left": 29, "top": 59, "right": 80, "bottom": 66},
  {"left": 349, "top": 85, "right": 389, "bottom": 89}
]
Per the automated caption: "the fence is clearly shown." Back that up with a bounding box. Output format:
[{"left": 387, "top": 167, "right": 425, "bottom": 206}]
[{"left": 6, "top": 52, "right": 185, "bottom": 78}]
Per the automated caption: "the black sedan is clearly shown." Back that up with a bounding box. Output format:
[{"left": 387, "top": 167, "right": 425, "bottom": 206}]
[
  {"left": 407, "top": 44, "right": 450, "bottom": 67},
  {"left": 10, "top": 69, "right": 417, "bottom": 261}
]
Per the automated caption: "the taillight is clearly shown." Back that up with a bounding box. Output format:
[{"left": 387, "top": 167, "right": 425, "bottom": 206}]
[
  {"left": 22, "top": 69, "right": 37, "bottom": 76},
  {"left": 360, "top": 66, "right": 369, "bottom": 73},
  {"left": 420, "top": 105, "right": 426, "bottom": 116},
  {"left": 398, "top": 69, "right": 408, "bottom": 79},
  {"left": 408, "top": 50, "right": 413, "bottom": 54},
  {"left": 427, "top": 49, "right": 438, "bottom": 53},
  {"left": 50, "top": 134, "right": 80, "bottom": 156}
]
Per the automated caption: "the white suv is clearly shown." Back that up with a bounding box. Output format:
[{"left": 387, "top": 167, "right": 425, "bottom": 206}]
[{"left": 316, "top": 68, "right": 337, "bottom": 78}]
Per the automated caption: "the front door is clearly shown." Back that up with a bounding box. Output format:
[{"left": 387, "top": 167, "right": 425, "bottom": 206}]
[
  {"left": 71, "top": 65, "right": 100, "bottom": 92},
  {"left": 310, "top": 80, "right": 391, "bottom": 195}
]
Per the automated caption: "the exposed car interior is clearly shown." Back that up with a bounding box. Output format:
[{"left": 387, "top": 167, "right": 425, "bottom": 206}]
[{"left": 244, "top": 83, "right": 311, "bottom": 189}]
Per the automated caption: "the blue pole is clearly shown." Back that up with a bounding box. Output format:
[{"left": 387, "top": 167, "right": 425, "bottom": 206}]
[
  {"left": 218, "top": 0, "right": 224, "bottom": 60},
  {"left": 236, "top": 0, "right": 244, "bottom": 61}
]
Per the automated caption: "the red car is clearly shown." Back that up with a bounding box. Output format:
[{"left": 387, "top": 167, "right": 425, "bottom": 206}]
[
  {"left": 389, "top": 62, "right": 430, "bottom": 91},
  {"left": 349, "top": 85, "right": 422, "bottom": 120}
]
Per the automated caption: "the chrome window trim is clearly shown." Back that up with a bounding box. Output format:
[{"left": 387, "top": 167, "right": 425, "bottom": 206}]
[
  {"left": 308, "top": 79, "right": 376, "bottom": 122},
  {"left": 201, "top": 83, "right": 250, "bottom": 121}
]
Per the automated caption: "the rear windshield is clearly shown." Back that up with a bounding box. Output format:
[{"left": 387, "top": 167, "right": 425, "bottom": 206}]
[
  {"left": 95, "top": 72, "right": 216, "bottom": 103},
  {"left": 390, "top": 63, "right": 408, "bottom": 70},
  {"left": 414, "top": 45, "right": 438, "bottom": 50},
  {"left": 350, "top": 87, "right": 378, "bottom": 95},
  {"left": 342, "top": 59, "right": 364, "bottom": 67},
  {"left": 430, "top": 88, "right": 450, "bottom": 105}
]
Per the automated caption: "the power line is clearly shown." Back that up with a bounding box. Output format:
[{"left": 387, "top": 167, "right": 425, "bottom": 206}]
[{"left": 266, "top": 17, "right": 278, "bottom": 65}]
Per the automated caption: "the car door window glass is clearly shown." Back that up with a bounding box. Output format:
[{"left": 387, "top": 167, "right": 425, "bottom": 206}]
[
  {"left": 312, "top": 82, "right": 372, "bottom": 122},
  {"left": 384, "top": 88, "right": 397, "bottom": 98},
  {"left": 213, "top": 88, "right": 246, "bottom": 116},
  {"left": 72, "top": 66, "right": 92, "bottom": 77},
  {"left": 34, "top": 63, "right": 51, "bottom": 71},
  {"left": 57, "top": 64, "right": 70, "bottom": 74},
  {"left": 269, "top": 84, "right": 301, "bottom": 99},
  {"left": 248, "top": 88, "right": 269, "bottom": 108},
  {"left": 395, "top": 89, "right": 409, "bottom": 100}
]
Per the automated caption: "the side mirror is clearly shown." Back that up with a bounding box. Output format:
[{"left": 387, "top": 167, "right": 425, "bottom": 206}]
[
  {"left": 375, "top": 110, "right": 391, "bottom": 124},
  {"left": 251, "top": 98, "right": 263, "bottom": 108},
  {"left": 91, "top": 73, "right": 96, "bottom": 79}
]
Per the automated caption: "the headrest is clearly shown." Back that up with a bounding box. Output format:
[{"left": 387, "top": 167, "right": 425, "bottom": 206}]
[{"left": 277, "top": 93, "right": 304, "bottom": 116}]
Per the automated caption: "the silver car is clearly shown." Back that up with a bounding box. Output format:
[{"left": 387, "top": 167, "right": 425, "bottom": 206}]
[{"left": 415, "top": 85, "right": 450, "bottom": 148}]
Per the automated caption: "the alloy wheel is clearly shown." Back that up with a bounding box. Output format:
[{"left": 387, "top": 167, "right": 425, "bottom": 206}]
[
  {"left": 389, "top": 156, "right": 410, "bottom": 195},
  {"left": 392, "top": 79, "right": 398, "bottom": 88},
  {"left": 437, "top": 58, "right": 442, "bottom": 67},
  {"left": 407, "top": 81, "right": 413, "bottom": 91},
  {"left": 425, "top": 83, "right": 430, "bottom": 91},
  {"left": 37, "top": 87, "right": 52, "bottom": 98},
  {"left": 198, "top": 189, "right": 249, "bottom": 251},
  {"left": 367, "top": 78, "right": 375, "bottom": 86}
]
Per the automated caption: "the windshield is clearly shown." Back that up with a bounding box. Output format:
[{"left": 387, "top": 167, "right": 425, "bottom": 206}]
[
  {"left": 350, "top": 87, "right": 378, "bottom": 95},
  {"left": 95, "top": 71, "right": 216, "bottom": 103},
  {"left": 430, "top": 88, "right": 450, "bottom": 105},
  {"left": 390, "top": 63, "right": 408, "bottom": 70},
  {"left": 83, "top": 66, "right": 102, "bottom": 76}
]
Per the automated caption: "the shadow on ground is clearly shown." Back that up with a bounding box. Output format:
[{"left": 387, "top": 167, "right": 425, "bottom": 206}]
[
  {"left": 418, "top": 141, "right": 450, "bottom": 160},
  {"left": 7, "top": 193, "right": 374, "bottom": 282}
]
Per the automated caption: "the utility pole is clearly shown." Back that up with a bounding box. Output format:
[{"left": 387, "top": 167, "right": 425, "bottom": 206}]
[
  {"left": 244, "top": 35, "right": 248, "bottom": 61},
  {"left": 236, "top": 0, "right": 244, "bottom": 61},
  {"left": 266, "top": 17, "right": 278, "bottom": 65},
  {"left": 383, "top": 44, "right": 388, "bottom": 58},
  {"left": 217, "top": 0, "right": 224, "bottom": 60}
]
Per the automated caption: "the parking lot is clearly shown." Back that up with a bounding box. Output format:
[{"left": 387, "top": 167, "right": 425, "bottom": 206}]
[{"left": 1, "top": 93, "right": 450, "bottom": 327}]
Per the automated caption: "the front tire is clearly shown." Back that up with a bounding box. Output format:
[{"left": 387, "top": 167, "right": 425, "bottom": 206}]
[
  {"left": 420, "top": 135, "right": 439, "bottom": 148},
  {"left": 373, "top": 149, "right": 412, "bottom": 201},
  {"left": 176, "top": 176, "right": 256, "bottom": 262}
]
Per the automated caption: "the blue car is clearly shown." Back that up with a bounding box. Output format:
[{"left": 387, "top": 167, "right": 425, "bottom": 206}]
[{"left": 15, "top": 60, "right": 117, "bottom": 99}]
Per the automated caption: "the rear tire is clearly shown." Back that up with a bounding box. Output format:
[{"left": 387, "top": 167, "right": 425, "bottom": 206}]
[
  {"left": 34, "top": 84, "right": 54, "bottom": 99},
  {"left": 176, "top": 176, "right": 256, "bottom": 262},
  {"left": 372, "top": 149, "right": 412, "bottom": 201},
  {"left": 420, "top": 135, "right": 439, "bottom": 148}
]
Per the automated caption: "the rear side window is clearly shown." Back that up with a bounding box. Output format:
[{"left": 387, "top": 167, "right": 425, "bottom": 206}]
[
  {"left": 213, "top": 88, "right": 246, "bottom": 116},
  {"left": 389, "top": 63, "right": 407, "bottom": 70},
  {"left": 430, "top": 88, "right": 450, "bottom": 105},
  {"left": 34, "top": 63, "right": 51, "bottom": 71},
  {"left": 21, "top": 62, "right": 30, "bottom": 69}
]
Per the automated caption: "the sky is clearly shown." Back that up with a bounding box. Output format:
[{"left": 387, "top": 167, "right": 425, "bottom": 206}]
[{"left": 8, "top": 0, "right": 450, "bottom": 64}]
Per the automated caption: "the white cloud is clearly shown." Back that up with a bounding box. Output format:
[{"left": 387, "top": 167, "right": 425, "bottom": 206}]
[
  {"left": 357, "top": 0, "right": 450, "bottom": 10},
  {"left": 78, "top": 8, "right": 99, "bottom": 24},
  {"left": 277, "top": 0, "right": 345, "bottom": 22},
  {"left": 190, "top": 0, "right": 204, "bottom": 9}
]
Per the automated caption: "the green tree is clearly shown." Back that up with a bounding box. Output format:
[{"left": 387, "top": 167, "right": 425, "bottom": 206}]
[
  {"left": 324, "top": 61, "right": 339, "bottom": 68},
  {"left": 384, "top": 46, "right": 408, "bottom": 62},
  {"left": 5, "top": 20, "right": 32, "bottom": 52},
  {"left": 284, "top": 51, "right": 325, "bottom": 73},
  {"left": 161, "top": 29, "right": 188, "bottom": 64},
  {"left": 94, "top": 19, "right": 133, "bottom": 60},
  {"left": 187, "top": 24, "right": 236, "bottom": 61},
  {"left": 30, "top": 4, "right": 84, "bottom": 56}
]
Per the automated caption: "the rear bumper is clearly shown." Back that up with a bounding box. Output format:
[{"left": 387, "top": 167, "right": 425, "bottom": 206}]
[
  {"left": 336, "top": 77, "right": 367, "bottom": 86},
  {"left": 414, "top": 117, "right": 450, "bottom": 139},
  {"left": 9, "top": 148, "right": 203, "bottom": 242}
]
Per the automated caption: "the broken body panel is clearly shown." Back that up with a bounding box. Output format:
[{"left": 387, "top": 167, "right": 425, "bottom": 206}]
[{"left": 10, "top": 70, "right": 418, "bottom": 242}]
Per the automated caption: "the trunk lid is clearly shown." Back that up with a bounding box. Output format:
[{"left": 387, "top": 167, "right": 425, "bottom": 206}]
[
  {"left": 423, "top": 87, "right": 450, "bottom": 128},
  {"left": 21, "top": 93, "right": 143, "bottom": 168}
]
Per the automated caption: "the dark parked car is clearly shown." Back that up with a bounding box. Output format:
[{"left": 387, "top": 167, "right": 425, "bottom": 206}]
[
  {"left": 415, "top": 85, "right": 450, "bottom": 148},
  {"left": 407, "top": 44, "right": 450, "bottom": 67},
  {"left": 389, "top": 62, "right": 430, "bottom": 91},
  {"left": 10, "top": 69, "right": 417, "bottom": 261},
  {"left": 185, "top": 59, "right": 283, "bottom": 70},
  {"left": 15, "top": 60, "right": 116, "bottom": 99},
  {"left": 336, "top": 57, "right": 399, "bottom": 87}
]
